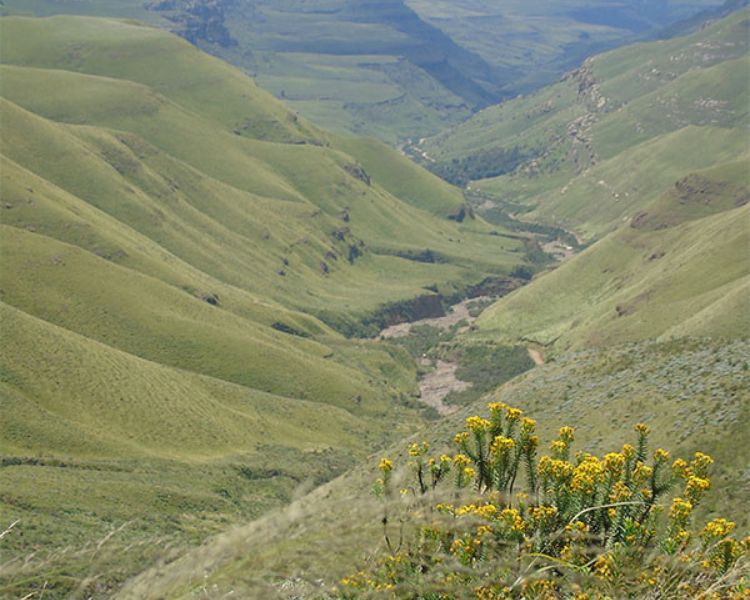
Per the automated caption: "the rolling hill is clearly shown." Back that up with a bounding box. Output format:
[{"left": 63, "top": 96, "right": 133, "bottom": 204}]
[
  {"left": 417, "top": 7, "right": 748, "bottom": 238},
  {"left": 0, "top": 14, "right": 531, "bottom": 596}
]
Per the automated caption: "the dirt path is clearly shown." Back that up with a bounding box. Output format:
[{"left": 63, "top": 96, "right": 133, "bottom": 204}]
[
  {"left": 418, "top": 360, "right": 468, "bottom": 416},
  {"left": 527, "top": 347, "right": 545, "bottom": 366}
]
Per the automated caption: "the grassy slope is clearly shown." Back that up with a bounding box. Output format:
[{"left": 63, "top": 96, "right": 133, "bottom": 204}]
[
  {"left": 421, "top": 8, "right": 749, "bottom": 236},
  {"left": 418, "top": 10, "right": 750, "bottom": 351},
  {"left": 114, "top": 337, "right": 750, "bottom": 599},
  {"left": 0, "top": 16, "right": 526, "bottom": 320},
  {"left": 0, "top": 15, "right": 530, "bottom": 596},
  {"left": 0, "top": 0, "right": 487, "bottom": 143},
  {"left": 476, "top": 162, "right": 749, "bottom": 350},
  {"left": 1, "top": 0, "right": 722, "bottom": 143}
]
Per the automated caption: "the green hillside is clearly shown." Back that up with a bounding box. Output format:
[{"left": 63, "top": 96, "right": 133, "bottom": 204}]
[
  {"left": 0, "top": 15, "right": 533, "bottom": 597},
  {"left": 476, "top": 163, "right": 750, "bottom": 350},
  {"left": 111, "top": 337, "right": 750, "bottom": 599},
  {"left": 412, "top": 9, "right": 750, "bottom": 351},
  {"left": 418, "top": 7, "right": 749, "bottom": 237},
  {"left": 0, "top": 0, "right": 496, "bottom": 143},
  {"left": 0, "top": 6, "right": 747, "bottom": 599},
  {"left": 0, "top": 0, "right": 724, "bottom": 143}
]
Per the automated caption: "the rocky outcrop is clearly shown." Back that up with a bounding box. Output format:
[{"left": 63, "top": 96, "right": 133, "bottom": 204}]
[{"left": 343, "top": 163, "right": 371, "bottom": 186}]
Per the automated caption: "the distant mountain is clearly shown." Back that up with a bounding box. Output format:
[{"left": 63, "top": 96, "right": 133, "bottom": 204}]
[
  {"left": 405, "top": 0, "right": 727, "bottom": 97},
  {"left": 0, "top": 0, "right": 726, "bottom": 142}
]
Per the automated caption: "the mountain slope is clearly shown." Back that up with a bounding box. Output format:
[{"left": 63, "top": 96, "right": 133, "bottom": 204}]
[
  {"left": 114, "top": 337, "right": 750, "bottom": 599},
  {"left": 476, "top": 170, "right": 750, "bottom": 350},
  {"left": 410, "top": 9, "right": 750, "bottom": 351},
  {"left": 418, "top": 7, "right": 749, "bottom": 238},
  {"left": 1, "top": 0, "right": 724, "bottom": 143},
  {"left": 0, "top": 15, "right": 531, "bottom": 596},
  {"left": 406, "top": 0, "right": 726, "bottom": 95}
]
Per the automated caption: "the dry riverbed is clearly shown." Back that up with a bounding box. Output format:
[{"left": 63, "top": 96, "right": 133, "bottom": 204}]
[
  {"left": 380, "top": 298, "right": 492, "bottom": 415},
  {"left": 379, "top": 297, "right": 545, "bottom": 415}
]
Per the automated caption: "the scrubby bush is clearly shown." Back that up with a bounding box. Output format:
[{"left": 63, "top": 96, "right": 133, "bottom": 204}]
[{"left": 338, "top": 403, "right": 749, "bottom": 598}]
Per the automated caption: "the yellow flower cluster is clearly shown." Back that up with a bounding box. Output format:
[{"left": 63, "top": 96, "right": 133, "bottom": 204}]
[
  {"left": 608, "top": 481, "right": 633, "bottom": 503},
  {"left": 632, "top": 462, "right": 654, "bottom": 484},
  {"left": 530, "top": 505, "right": 558, "bottom": 529},
  {"left": 622, "top": 444, "right": 636, "bottom": 459},
  {"left": 487, "top": 402, "right": 506, "bottom": 415},
  {"left": 490, "top": 435, "right": 515, "bottom": 454},
  {"left": 570, "top": 455, "right": 605, "bottom": 493},
  {"left": 378, "top": 457, "right": 393, "bottom": 473},
  {"left": 506, "top": 407, "right": 522, "bottom": 422},
  {"left": 453, "top": 454, "right": 471, "bottom": 467},
  {"left": 466, "top": 416, "right": 491, "bottom": 434},
  {"left": 457, "top": 503, "right": 498, "bottom": 519},
  {"left": 558, "top": 426, "right": 575, "bottom": 442},
  {"left": 454, "top": 431, "right": 470, "bottom": 445},
  {"left": 550, "top": 439, "right": 567, "bottom": 454},
  {"left": 408, "top": 441, "right": 429, "bottom": 457},
  {"left": 450, "top": 536, "right": 482, "bottom": 559},
  {"left": 474, "top": 584, "right": 512, "bottom": 600},
  {"left": 593, "top": 553, "right": 614, "bottom": 580},
  {"left": 701, "top": 517, "right": 735, "bottom": 540},
  {"left": 669, "top": 497, "right": 693, "bottom": 521},
  {"left": 499, "top": 508, "right": 525, "bottom": 533},
  {"left": 692, "top": 451, "right": 714, "bottom": 474},
  {"left": 685, "top": 475, "right": 711, "bottom": 503},
  {"left": 673, "top": 457, "right": 690, "bottom": 477},
  {"left": 355, "top": 408, "right": 747, "bottom": 599},
  {"left": 602, "top": 452, "right": 626, "bottom": 476},
  {"left": 538, "top": 455, "right": 574, "bottom": 480}
]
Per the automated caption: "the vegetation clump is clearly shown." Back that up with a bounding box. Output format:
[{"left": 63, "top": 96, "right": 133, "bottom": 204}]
[{"left": 339, "top": 403, "right": 749, "bottom": 598}]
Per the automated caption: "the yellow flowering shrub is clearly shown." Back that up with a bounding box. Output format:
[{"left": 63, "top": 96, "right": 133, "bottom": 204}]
[{"left": 340, "top": 403, "right": 748, "bottom": 599}]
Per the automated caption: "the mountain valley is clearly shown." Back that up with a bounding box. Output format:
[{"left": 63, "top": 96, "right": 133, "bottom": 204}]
[{"left": 0, "top": 2, "right": 748, "bottom": 598}]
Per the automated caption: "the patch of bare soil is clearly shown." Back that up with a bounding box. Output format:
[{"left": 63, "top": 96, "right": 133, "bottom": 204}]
[
  {"left": 527, "top": 347, "right": 545, "bottom": 366},
  {"left": 418, "top": 360, "right": 470, "bottom": 416},
  {"left": 380, "top": 297, "right": 488, "bottom": 339}
]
